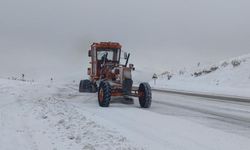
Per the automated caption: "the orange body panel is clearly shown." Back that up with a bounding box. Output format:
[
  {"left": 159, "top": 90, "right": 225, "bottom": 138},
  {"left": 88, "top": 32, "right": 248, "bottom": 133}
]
[{"left": 91, "top": 42, "right": 122, "bottom": 49}]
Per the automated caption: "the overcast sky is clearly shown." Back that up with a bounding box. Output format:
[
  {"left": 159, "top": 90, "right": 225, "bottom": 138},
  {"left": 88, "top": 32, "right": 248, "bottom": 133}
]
[{"left": 0, "top": 0, "right": 250, "bottom": 81}]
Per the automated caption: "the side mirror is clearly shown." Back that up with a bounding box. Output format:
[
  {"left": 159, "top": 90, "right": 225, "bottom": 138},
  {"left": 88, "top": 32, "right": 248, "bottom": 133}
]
[
  {"left": 124, "top": 52, "right": 128, "bottom": 59},
  {"left": 88, "top": 50, "right": 92, "bottom": 57}
]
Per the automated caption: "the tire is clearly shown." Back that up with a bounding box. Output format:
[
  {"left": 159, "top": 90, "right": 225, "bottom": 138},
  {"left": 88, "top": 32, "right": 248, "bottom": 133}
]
[
  {"left": 123, "top": 79, "right": 133, "bottom": 95},
  {"left": 79, "top": 80, "right": 92, "bottom": 93},
  {"left": 90, "top": 83, "right": 98, "bottom": 93},
  {"left": 98, "top": 81, "right": 111, "bottom": 107},
  {"left": 138, "top": 82, "right": 152, "bottom": 108}
]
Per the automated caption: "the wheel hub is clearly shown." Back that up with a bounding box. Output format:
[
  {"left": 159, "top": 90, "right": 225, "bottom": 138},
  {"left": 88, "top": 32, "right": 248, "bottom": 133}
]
[{"left": 99, "top": 88, "right": 104, "bottom": 102}]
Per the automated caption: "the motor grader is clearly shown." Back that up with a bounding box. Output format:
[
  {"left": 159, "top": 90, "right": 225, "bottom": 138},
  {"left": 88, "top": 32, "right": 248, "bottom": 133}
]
[{"left": 79, "top": 42, "right": 152, "bottom": 108}]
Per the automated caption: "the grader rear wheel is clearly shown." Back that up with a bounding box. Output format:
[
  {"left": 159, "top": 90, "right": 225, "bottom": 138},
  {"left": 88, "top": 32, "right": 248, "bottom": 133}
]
[
  {"left": 79, "top": 80, "right": 91, "bottom": 92},
  {"left": 123, "top": 79, "right": 133, "bottom": 95},
  {"left": 79, "top": 80, "right": 97, "bottom": 93}
]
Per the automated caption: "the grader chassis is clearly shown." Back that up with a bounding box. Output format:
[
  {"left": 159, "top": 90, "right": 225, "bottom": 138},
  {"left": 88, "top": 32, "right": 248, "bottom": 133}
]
[{"left": 79, "top": 42, "right": 152, "bottom": 108}]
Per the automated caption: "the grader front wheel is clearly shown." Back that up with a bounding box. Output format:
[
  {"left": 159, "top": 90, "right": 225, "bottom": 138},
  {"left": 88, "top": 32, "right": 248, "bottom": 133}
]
[
  {"left": 98, "top": 81, "right": 111, "bottom": 107},
  {"left": 138, "top": 82, "right": 152, "bottom": 108}
]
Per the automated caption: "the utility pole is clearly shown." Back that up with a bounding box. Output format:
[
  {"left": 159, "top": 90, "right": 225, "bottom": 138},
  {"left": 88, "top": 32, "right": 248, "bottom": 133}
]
[{"left": 22, "top": 74, "right": 25, "bottom": 81}]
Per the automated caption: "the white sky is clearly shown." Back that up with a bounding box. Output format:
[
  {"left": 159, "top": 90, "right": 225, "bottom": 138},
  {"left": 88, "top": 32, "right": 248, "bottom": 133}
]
[{"left": 0, "top": 0, "right": 250, "bottom": 81}]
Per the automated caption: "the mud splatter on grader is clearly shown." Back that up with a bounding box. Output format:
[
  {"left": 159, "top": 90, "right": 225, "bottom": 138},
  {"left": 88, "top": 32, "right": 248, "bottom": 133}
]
[{"left": 79, "top": 42, "right": 152, "bottom": 108}]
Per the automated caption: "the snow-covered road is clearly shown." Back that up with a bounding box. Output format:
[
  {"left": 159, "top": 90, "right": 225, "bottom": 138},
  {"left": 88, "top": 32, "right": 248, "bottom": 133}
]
[
  {"left": 150, "top": 91, "right": 250, "bottom": 138},
  {"left": 1, "top": 79, "right": 250, "bottom": 150}
]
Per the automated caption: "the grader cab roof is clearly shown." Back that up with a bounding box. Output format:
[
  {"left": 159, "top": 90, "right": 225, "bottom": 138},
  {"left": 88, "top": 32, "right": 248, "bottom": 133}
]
[{"left": 91, "top": 42, "right": 122, "bottom": 49}]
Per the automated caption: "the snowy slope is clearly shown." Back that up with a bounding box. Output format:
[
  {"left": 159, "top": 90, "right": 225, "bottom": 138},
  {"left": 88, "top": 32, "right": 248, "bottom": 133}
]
[
  {"left": 1, "top": 78, "right": 250, "bottom": 150},
  {"left": 150, "top": 54, "right": 250, "bottom": 97}
]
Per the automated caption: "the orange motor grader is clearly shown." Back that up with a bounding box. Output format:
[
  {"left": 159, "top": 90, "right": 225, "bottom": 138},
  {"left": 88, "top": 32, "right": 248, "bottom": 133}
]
[{"left": 79, "top": 42, "right": 152, "bottom": 108}]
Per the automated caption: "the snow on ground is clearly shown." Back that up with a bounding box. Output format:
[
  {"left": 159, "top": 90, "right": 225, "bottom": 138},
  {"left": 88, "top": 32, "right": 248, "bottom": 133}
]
[
  {"left": 0, "top": 79, "right": 141, "bottom": 150},
  {"left": 1, "top": 78, "right": 250, "bottom": 150},
  {"left": 150, "top": 53, "right": 250, "bottom": 97}
]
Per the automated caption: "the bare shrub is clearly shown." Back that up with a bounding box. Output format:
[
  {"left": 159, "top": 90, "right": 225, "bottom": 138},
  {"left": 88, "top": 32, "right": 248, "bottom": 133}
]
[
  {"left": 221, "top": 61, "right": 229, "bottom": 67},
  {"left": 231, "top": 60, "right": 241, "bottom": 67}
]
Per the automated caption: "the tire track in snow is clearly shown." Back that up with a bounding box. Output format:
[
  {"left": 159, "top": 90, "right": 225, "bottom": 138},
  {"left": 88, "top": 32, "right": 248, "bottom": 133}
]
[
  {"left": 152, "top": 88, "right": 250, "bottom": 103},
  {"left": 153, "top": 100, "right": 250, "bottom": 127}
]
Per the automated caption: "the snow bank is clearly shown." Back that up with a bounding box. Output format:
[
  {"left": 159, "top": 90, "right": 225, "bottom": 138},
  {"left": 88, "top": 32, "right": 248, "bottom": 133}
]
[{"left": 150, "top": 54, "right": 250, "bottom": 97}]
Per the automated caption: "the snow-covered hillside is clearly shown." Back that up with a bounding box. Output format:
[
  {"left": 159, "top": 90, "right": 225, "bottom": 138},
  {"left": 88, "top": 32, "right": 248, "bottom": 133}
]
[{"left": 150, "top": 54, "right": 250, "bottom": 97}]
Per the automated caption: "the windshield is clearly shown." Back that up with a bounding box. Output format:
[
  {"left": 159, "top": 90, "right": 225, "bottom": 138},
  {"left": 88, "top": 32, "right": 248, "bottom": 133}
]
[
  {"left": 97, "top": 49, "right": 120, "bottom": 62},
  {"left": 97, "top": 51, "right": 114, "bottom": 61}
]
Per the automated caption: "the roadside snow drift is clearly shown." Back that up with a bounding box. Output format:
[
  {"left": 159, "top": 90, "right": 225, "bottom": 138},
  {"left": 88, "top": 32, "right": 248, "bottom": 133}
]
[{"left": 151, "top": 54, "right": 250, "bottom": 97}]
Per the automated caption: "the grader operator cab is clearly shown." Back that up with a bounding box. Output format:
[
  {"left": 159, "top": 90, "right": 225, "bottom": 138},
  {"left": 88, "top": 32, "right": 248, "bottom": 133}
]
[{"left": 79, "top": 42, "right": 152, "bottom": 108}]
